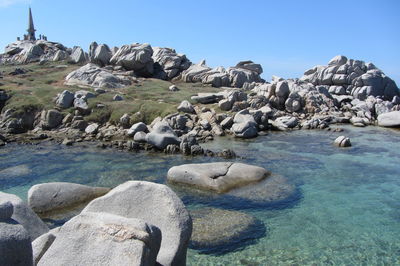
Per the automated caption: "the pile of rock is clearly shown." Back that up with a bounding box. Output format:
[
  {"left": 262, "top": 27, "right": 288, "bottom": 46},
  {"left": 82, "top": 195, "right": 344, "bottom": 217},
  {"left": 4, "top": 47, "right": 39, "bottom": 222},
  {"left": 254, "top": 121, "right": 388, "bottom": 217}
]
[
  {"left": 0, "top": 40, "right": 70, "bottom": 64},
  {"left": 181, "top": 60, "right": 264, "bottom": 88},
  {"left": 251, "top": 55, "right": 400, "bottom": 128},
  {"left": 152, "top": 47, "right": 192, "bottom": 80}
]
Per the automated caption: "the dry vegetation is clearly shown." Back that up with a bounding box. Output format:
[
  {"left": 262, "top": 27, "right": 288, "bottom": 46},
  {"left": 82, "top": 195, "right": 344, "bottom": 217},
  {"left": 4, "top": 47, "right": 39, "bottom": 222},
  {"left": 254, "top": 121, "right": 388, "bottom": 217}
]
[{"left": 0, "top": 61, "right": 223, "bottom": 125}]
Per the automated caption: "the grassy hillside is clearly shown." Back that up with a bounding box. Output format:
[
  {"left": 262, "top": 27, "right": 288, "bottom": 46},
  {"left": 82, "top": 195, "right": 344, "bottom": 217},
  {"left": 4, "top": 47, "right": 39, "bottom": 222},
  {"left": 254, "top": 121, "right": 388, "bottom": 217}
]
[{"left": 0, "top": 62, "right": 222, "bottom": 125}]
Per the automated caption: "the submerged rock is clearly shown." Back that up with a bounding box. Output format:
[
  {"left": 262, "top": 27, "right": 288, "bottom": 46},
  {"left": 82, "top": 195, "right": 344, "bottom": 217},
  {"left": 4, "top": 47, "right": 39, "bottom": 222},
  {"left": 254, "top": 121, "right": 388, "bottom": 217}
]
[
  {"left": 0, "top": 164, "right": 31, "bottom": 180},
  {"left": 37, "top": 212, "right": 161, "bottom": 266},
  {"left": 226, "top": 174, "right": 297, "bottom": 205},
  {"left": 167, "top": 162, "right": 269, "bottom": 193},
  {"left": 81, "top": 181, "right": 192, "bottom": 266},
  {"left": 189, "top": 207, "right": 265, "bottom": 253}
]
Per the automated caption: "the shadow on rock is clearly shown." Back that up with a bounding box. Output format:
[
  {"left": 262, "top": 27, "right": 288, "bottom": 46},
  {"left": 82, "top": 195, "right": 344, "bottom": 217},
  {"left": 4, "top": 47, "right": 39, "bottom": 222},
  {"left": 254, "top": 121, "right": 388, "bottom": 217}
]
[{"left": 172, "top": 174, "right": 303, "bottom": 211}]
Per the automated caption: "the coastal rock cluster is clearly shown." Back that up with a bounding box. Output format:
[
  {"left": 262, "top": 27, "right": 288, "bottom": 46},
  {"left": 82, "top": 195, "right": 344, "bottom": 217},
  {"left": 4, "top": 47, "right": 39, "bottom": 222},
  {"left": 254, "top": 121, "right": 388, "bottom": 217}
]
[{"left": 0, "top": 40, "right": 264, "bottom": 89}]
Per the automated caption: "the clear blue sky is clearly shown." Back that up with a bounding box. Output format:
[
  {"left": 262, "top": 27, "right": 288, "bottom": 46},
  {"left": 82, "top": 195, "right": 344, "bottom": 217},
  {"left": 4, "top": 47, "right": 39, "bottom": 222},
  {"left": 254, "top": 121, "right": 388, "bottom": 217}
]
[{"left": 1, "top": 0, "right": 399, "bottom": 84}]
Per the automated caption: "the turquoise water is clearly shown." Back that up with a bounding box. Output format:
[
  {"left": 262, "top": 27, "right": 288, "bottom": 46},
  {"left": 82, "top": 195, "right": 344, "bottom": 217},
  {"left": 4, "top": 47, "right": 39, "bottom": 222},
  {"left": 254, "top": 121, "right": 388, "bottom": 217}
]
[{"left": 1, "top": 126, "right": 400, "bottom": 265}]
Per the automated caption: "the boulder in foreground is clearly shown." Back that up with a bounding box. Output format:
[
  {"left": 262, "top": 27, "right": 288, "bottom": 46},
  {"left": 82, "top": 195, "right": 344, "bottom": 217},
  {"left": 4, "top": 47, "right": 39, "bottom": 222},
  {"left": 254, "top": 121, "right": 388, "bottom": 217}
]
[
  {"left": 167, "top": 162, "right": 269, "bottom": 193},
  {"left": 37, "top": 212, "right": 161, "bottom": 266},
  {"left": 81, "top": 181, "right": 192, "bottom": 266}
]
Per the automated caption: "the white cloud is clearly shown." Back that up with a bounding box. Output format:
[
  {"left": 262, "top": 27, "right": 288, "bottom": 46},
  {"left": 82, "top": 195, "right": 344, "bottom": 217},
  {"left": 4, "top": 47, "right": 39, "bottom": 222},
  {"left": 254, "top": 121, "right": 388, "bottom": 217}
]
[{"left": 0, "top": 0, "right": 32, "bottom": 8}]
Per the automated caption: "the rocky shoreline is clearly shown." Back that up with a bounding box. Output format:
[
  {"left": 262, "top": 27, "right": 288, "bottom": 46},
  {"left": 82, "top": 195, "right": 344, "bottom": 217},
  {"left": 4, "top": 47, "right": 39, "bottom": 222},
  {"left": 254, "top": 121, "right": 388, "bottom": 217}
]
[
  {"left": 1, "top": 39, "right": 400, "bottom": 265},
  {"left": 1, "top": 41, "right": 400, "bottom": 158}
]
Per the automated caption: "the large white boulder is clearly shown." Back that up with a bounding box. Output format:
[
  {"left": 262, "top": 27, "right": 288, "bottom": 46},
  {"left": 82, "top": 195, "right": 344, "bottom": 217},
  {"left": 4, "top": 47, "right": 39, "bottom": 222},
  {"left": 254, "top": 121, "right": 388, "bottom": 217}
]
[
  {"left": 377, "top": 111, "right": 400, "bottom": 127},
  {"left": 81, "top": 181, "right": 192, "bottom": 266},
  {"left": 65, "top": 63, "right": 132, "bottom": 88},
  {"left": 37, "top": 212, "right": 161, "bottom": 266},
  {"left": 146, "top": 121, "right": 181, "bottom": 149},
  {"left": 167, "top": 162, "right": 269, "bottom": 193},
  {"left": 28, "top": 182, "right": 110, "bottom": 214}
]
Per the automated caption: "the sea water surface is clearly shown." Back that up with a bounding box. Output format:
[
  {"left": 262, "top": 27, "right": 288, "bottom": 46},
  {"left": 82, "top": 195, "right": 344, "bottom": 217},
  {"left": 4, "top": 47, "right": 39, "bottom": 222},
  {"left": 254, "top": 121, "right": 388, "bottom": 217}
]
[{"left": 1, "top": 126, "right": 399, "bottom": 265}]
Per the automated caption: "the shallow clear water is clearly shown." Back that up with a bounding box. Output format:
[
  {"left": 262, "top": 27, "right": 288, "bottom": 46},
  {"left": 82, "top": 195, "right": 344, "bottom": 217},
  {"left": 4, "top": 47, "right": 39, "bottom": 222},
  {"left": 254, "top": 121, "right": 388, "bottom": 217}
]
[{"left": 1, "top": 126, "right": 400, "bottom": 265}]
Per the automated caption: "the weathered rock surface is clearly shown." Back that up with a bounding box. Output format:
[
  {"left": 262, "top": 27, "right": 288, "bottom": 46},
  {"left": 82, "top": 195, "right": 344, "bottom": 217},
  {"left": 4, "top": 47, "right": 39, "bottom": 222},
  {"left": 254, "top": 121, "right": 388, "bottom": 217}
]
[
  {"left": 65, "top": 63, "right": 132, "bottom": 88},
  {"left": 167, "top": 162, "right": 269, "bottom": 193},
  {"left": 301, "top": 55, "right": 399, "bottom": 101},
  {"left": 0, "top": 191, "right": 49, "bottom": 240},
  {"left": 91, "top": 43, "right": 112, "bottom": 67},
  {"left": 231, "top": 110, "right": 258, "bottom": 138},
  {"left": 377, "top": 111, "right": 400, "bottom": 127},
  {"left": 334, "top": 136, "right": 352, "bottom": 147},
  {"left": 40, "top": 109, "right": 63, "bottom": 129},
  {"left": 189, "top": 208, "right": 265, "bottom": 252},
  {"left": 38, "top": 212, "right": 161, "bottom": 266},
  {"left": 146, "top": 121, "right": 181, "bottom": 149},
  {"left": 70, "top": 46, "right": 88, "bottom": 64},
  {"left": 55, "top": 90, "right": 74, "bottom": 109},
  {"left": 28, "top": 182, "right": 110, "bottom": 214},
  {"left": 82, "top": 181, "right": 192, "bottom": 266},
  {"left": 181, "top": 60, "right": 263, "bottom": 88},
  {"left": 152, "top": 47, "right": 191, "bottom": 80},
  {"left": 110, "top": 43, "right": 154, "bottom": 77},
  {"left": 1, "top": 40, "right": 69, "bottom": 64}
]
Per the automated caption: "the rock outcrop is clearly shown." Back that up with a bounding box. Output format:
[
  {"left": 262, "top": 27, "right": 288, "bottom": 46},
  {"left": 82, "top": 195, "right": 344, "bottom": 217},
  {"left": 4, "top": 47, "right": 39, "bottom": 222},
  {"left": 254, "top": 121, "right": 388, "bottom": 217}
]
[
  {"left": 110, "top": 43, "right": 154, "bottom": 77},
  {"left": 301, "top": 55, "right": 399, "bottom": 101},
  {"left": 181, "top": 60, "right": 263, "bottom": 88},
  {"left": 167, "top": 162, "right": 269, "bottom": 193},
  {"left": 65, "top": 63, "right": 132, "bottom": 88},
  {"left": 0, "top": 40, "right": 70, "bottom": 64},
  {"left": 69, "top": 46, "right": 88, "bottom": 64},
  {"left": 152, "top": 47, "right": 191, "bottom": 80}
]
